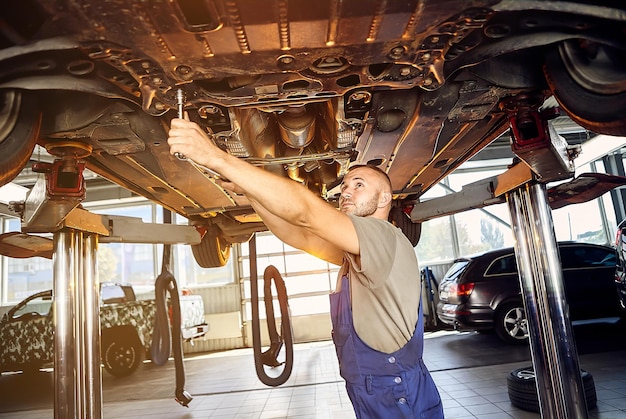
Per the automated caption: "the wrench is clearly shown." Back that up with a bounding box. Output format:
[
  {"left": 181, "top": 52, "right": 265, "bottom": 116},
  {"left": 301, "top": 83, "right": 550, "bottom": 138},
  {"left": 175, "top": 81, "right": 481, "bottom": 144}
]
[
  {"left": 173, "top": 89, "right": 187, "bottom": 161},
  {"left": 173, "top": 88, "right": 223, "bottom": 180}
]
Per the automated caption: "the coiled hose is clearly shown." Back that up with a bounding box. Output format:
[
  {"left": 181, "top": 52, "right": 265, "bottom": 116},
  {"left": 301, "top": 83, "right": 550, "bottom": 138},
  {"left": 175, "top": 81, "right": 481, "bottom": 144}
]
[
  {"left": 249, "top": 234, "right": 294, "bottom": 386},
  {"left": 150, "top": 209, "right": 192, "bottom": 407}
]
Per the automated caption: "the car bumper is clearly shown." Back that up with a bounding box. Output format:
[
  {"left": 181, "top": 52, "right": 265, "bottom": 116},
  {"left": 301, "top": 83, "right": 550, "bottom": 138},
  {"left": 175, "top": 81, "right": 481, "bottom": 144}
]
[{"left": 436, "top": 303, "right": 494, "bottom": 331}]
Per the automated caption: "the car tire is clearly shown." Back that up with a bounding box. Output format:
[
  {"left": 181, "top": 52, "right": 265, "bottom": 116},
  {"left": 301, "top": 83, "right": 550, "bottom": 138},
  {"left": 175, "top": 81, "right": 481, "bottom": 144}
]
[
  {"left": 544, "top": 39, "right": 626, "bottom": 136},
  {"left": 0, "top": 90, "right": 41, "bottom": 186},
  {"left": 494, "top": 302, "right": 529, "bottom": 344},
  {"left": 191, "top": 224, "right": 231, "bottom": 268},
  {"left": 102, "top": 333, "right": 143, "bottom": 377},
  {"left": 507, "top": 366, "right": 597, "bottom": 412}
]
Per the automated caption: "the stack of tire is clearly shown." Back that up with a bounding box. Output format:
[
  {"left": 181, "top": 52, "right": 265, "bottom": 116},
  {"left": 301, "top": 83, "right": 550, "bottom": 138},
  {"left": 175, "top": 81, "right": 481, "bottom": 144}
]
[{"left": 507, "top": 366, "right": 597, "bottom": 412}]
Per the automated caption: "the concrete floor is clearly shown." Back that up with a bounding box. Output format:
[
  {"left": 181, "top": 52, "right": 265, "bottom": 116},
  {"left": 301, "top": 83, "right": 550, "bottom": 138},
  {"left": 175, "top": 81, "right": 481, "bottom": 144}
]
[{"left": 1, "top": 321, "right": 625, "bottom": 418}]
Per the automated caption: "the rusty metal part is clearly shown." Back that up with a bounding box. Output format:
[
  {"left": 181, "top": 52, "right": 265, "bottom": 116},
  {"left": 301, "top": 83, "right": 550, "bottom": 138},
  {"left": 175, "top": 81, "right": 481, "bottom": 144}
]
[
  {"left": 45, "top": 140, "right": 93, "bottom": 159},
  {"left": 2, "top": 0, "right": 625, "bottom": 245},
  {"left": 21, "top": 159, "right": 86, "bottom": 233},
  {"left": 501, "top": 95, "right": 575, "bottom": 182},
  {"left": 0, "top": 232, "right": 53, "bottom": 259}
]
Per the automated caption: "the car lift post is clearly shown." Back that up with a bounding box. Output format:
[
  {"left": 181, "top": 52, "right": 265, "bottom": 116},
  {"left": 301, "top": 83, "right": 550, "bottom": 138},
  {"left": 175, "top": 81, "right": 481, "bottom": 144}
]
[
  {"left": 20, "top": 152, "right": 104, "bottom": 418},
  {"left": 410, "top": 102, "right": 589, "bottom": 418},
  {"left": 53, "top": 227, "right": 101, "bottom": 418},
  {"left": 504, "top": 101, "right": 588, "bottom": 418},
  {"left": 506, "top": 181, "right": 587, "bottom": 418},
  {"left": 15, "top": 147, "right": 201, "bottom": 418}
]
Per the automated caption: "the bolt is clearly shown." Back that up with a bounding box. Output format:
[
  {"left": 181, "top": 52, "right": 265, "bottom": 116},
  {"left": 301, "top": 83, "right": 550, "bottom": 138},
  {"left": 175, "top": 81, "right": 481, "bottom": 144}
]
[
  {"left": 154, "top": 102, "right": 166, "bottom": 111},
  {"left": 421, "top": 52, "right": 431, "bottom": 61},
  {"left": 430, "top": 36, "right": 440, "bottom": 44},
  {"left": 204, "top": 105, "right": 220, "bottom": 114},
  {"left": 277, "top": 55, "right": 295, "bottom": 65},
  {"left": 423, "top": 77, "right": 433, "bottom": 86},
  {"left": 176, "top": 65, "right": 192, "bottom": 75},
  {"left": 349, "top": 91, "right": 371, "bottom": 103},
  {"left": 399, "top": 67, "right": 412, "bottom": 77},
  {"left": 391, "top": 46, "right": 405, "bottom": 56}
]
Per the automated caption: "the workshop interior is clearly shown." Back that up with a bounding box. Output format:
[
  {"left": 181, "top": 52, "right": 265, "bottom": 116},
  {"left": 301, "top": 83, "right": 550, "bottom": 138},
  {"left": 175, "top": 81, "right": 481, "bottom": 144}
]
[{"left": 1, "top": 1, "right": 626, "bottom": 417}]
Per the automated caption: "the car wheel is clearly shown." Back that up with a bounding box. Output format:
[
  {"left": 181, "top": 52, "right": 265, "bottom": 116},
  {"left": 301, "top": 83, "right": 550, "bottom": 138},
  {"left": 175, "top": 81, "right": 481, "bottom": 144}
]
[
  {"left": 507, "top": 366, "right": 597, "bottom": 412},
  {"left": 192, "top": 224, "right": 232, "bottom": 268},
  {"left": 544, "top": 39, "right": 626, "bottom": 136},
  {"left": 495, "top": 302, "right": 529, "bottom": 344},
  {"left": 0, "top": 90, "right": 41, "bottom": 186},
  {"left": 102, "top": 334, "right": 142, "bottom": 377}
]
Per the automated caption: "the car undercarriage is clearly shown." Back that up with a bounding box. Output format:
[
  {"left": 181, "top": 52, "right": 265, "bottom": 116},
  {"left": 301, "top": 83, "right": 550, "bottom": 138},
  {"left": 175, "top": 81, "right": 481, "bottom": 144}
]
[{"left": 1, "top": 0, "right": 625, "bottom": 266}]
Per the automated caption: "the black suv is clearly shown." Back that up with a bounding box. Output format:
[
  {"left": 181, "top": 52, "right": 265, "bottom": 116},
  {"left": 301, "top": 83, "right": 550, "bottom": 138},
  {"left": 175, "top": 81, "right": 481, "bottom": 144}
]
[{"left": 436, "top": 242, "right": 624, "bottom": 343}]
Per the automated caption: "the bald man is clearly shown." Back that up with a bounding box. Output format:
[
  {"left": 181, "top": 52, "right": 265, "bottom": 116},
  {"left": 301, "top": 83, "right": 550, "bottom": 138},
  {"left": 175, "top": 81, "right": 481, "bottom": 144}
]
[{"left": 168, "top": 118, "right": 443, "bottom": 418}]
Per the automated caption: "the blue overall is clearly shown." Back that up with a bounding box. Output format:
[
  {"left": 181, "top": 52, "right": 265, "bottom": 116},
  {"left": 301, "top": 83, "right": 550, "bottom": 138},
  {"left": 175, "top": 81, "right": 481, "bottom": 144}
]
[{"left": 330, "top": 274, "right": 444, "bottom": 418}]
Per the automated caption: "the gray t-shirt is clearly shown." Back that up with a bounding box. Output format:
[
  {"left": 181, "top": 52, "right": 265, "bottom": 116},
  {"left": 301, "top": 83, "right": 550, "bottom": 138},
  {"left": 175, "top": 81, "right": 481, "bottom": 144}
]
[{"left": 340, "top": 215, "right": 421, "bottom": 353}]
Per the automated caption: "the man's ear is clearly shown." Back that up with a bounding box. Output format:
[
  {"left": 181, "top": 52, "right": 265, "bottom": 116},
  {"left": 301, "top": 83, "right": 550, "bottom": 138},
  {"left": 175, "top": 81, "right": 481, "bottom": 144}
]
[{"left": 378, "top": 191, "right": 392, "bottom": 208}]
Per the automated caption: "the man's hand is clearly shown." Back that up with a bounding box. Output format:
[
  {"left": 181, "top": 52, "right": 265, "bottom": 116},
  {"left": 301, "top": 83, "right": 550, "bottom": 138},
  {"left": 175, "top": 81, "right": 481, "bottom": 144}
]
[{"left": 168, "top": 118, "right": 224, "bottom": 171}]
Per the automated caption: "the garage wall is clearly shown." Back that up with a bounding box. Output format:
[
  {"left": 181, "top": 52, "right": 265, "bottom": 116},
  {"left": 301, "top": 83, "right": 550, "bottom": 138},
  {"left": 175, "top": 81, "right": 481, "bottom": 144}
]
[
  {"left": 181, "top": 282, "right": 336, "bottom": 354},
  {"left": 183, "top": 284, "right": 243, "bottom": 353}
]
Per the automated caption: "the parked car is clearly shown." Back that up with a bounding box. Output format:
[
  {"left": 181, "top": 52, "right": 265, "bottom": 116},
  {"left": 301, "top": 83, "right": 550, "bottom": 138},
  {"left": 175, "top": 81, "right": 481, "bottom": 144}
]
[
  {"left": 613, "top": 219, "right": 626, "bottom": 310},
  {"left": 0, "top": 283, "right": 207, "bottom": 376},
  {"left": 436, "top": 242, "right": 625, "bottom": 343},
  {"left": 1, "top": 2, "right": 626, "bottom": 267}
]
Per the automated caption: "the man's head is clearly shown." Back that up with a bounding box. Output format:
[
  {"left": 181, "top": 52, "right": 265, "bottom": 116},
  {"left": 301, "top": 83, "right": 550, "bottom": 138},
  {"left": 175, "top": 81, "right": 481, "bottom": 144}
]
[{"left": 339, "top": 165, "right": 393, "bottom": 219}]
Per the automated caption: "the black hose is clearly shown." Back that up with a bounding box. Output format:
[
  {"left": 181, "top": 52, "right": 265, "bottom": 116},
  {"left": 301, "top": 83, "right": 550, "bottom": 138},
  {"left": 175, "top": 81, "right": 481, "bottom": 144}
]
[
  {"left": 249, "top": 235, "right": 294, "bottom": 387},
  {"left": 151, "top": 270, "right": 172, "bottom": 366},
  {"left": 150, "top": 209, "right": 193, "bottom": 407}
]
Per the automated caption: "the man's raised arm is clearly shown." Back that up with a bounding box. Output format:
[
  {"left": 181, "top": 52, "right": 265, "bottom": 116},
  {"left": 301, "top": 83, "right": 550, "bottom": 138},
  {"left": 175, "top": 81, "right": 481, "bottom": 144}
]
[
  {"left": 167, "top": 118, "right": 359, "bottom": 256},
  {"left": 246, "top": 197, "right": 344, "bottom": 265}
]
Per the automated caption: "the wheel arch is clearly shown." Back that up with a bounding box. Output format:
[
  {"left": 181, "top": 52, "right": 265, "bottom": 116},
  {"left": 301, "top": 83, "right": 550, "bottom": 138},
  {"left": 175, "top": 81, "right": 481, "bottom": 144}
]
[
  {"left": 101, "top": 324, "right": 142, "bottom": 348},
  {"left": 0, "top": 90, "right": 41, "bottom": 187},
  {"left": 491, "top": 293, "right": 524, "bottom": 314}
]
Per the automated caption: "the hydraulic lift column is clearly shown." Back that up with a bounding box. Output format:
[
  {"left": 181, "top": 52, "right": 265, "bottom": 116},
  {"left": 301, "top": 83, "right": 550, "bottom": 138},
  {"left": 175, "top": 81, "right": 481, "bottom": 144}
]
[
  {"left": 19, "top": 147, "right": 104, "bottom": 418},
  {"left": 506, "top": 182, "right": 587, "bottom": 418},
  {"left": 504, "top": 99, "right": 587, "bottom": 418},
  {"left": 53, "top": 229, "right": 101, "bottom": 418},
  {"left": 15, "top": 142, "right": 202, "bottom": 418}
]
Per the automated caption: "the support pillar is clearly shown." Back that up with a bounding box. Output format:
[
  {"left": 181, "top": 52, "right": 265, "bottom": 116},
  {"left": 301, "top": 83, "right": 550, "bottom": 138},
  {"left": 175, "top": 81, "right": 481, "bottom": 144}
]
[
  {"left": 53, "top": 228, "right": 102, "bottom": 419},
  {"left": 506, "top": 182, "right": 587, "bottom": 418}
]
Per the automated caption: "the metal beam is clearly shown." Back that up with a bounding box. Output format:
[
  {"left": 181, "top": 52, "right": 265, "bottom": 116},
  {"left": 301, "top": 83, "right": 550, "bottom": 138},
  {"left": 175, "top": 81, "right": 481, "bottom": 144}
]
[
  {"left": 576, "top": 135, "right": 626, "bottom": 168},
  {"left": 409, "top": 162, "right": 534, "bottom": 223}
]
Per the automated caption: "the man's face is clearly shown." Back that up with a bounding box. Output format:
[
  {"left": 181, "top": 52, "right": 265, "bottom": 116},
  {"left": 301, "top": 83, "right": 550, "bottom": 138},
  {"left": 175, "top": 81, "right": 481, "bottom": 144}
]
[{"left": 339, "top": 168, "right": 381, "bottom": 217}]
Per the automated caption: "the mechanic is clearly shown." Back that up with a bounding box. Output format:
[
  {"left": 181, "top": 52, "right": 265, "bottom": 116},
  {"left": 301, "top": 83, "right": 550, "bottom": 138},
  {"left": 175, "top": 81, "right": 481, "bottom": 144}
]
[{"left": 167, "top": 117, "right": 443, "bottom": 418}]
